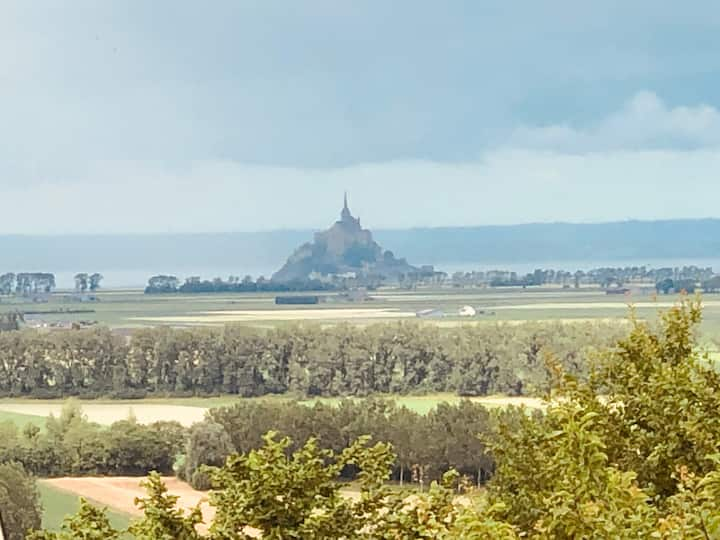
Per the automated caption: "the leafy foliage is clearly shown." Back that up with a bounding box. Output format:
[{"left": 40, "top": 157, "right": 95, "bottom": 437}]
[
  {"left": 0, "top": 462, "right": 42, "bottom": 540},
  {"left": 486, "top": 298, "right": 720, "bottom": 537},
  {"left": 127, "top": 473, "right": 203, "bottom": 540},
  {"left": 28, "top": 499, "right": 120, "bottom": 540},
  {"left": 0, "top": 401, "right": 185, "bottom": 478},
  {"left": 32, "top": 433, "right": 515, "bottom": 539},
  {"left": 207, "top": 398, "right": 495, "bottom": 486},
  {"left": 0, "top": 321, "right": 624, "bottom": 398}
]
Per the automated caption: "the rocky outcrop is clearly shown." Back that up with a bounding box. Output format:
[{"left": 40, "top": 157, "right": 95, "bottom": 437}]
[{"left": 272, "top": 195, "right": 417, "bottom": 283}]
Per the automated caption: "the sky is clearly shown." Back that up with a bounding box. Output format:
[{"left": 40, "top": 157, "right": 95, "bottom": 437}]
[{"left": 3, "top": 1, "right": 720, "bottom": 234}]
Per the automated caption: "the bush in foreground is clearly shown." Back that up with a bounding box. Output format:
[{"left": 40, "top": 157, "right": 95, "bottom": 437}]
[{"left": 0, "top": 462, "right": 42, "bottom": 540}]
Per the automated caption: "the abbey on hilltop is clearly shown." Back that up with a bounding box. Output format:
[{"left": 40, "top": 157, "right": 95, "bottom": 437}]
[{"left": 272, "top": 194, "right": 418, "bottom": 283}]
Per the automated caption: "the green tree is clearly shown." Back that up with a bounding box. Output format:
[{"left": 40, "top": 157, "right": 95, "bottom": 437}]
[
  {"left": 89, "top": 273, "right": 103, "bottom": 292},
  {"left": 485, "top": 298, "right": 720, "bottom": 536},
  {"left": 28, "top": 499, "right": 120, "bottom": 540},
  {"left": 128, "top": 473, "right": 202, "bottom": 540},
  {"left": 0, "top": 462, "right": 42, "bottom": 540},
  {"left": 183, "top": 421, "right": 234, "bottom": 488},
  {"left": 74, "top": 273, "right": 89, "bottom": 293}
]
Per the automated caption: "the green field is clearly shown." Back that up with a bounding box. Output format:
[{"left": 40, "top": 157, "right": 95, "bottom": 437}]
[
  {"left": 0, "top": 393, "right": 544, "bottom": 432},
  {"left": 3, "top": 287, "right": 719, "bottom": 338},
  {"left": 0, "top": 409, "right": 46, "bottom": 429},
  {"left": 38, "top": 482, "right": 132, "bottom": 532}
]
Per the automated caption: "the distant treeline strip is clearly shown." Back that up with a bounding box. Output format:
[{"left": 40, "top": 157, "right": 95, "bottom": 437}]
[
  {"left": 0, "top": 322, "right": 625, "bottom": 398},
  {"left": 144, "top": 274, "right": 337, "bottom": 294}
]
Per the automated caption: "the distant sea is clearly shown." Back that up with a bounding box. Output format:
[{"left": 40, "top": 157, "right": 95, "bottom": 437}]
[{"left": 51, "top": 257, "right": 720, "bottom": 290}]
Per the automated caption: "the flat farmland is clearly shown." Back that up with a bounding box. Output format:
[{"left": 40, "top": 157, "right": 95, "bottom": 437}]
[
  {"left": 0, "top": 394, "right": 545, "bottom": 429},
  {"left": 41, "top": 476, "right": 211, "bottom": 527},
  {"left": 0, "top": 402, "right": 207, "bottom": 427},
  {"left": 0, "top": 409, "right": 46, "bottom": 429},
  {"left": 38, "top": 477, "right": 386, "bottom": 536},
  {"left": 3, "top": 287, "right": 717, "bottom": 334}
]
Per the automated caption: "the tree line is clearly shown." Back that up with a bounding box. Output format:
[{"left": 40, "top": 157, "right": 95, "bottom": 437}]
[
  {"left": 0, "top": 272, "right": 104, "bottom": 297},
  {"left": 144, "top": 274, "right": 338, "bottom": 294},
  {"left": 0, "top": 398, "right": 497, "bottom": 488},
  {"left": 24, "top": 299, "right": 720, "bottom": 538},
  {"left": 450, "top": 264, "right": 718, "bottom": 290},
  {"left": 72, "top": 273, "right": 103, "bottom": 293},
  {"left": 0, "top": 402, "right": 184, "bottom": 478},
  {"left": 0, "top": 321, "right": 625, "bottom": 398},
  {"left": 0, "top": 273, "right": 56, "bottom": 296},
  {"left": 185, "top": 398, "right": 501, "bottom": 490}
]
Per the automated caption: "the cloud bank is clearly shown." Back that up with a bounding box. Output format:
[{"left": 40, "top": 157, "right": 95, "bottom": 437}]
[
  {"left": 509, "top": 91, "right": 720, "bottom": 152},
  {"left": 2, "top": 103, "right": 719, "bottom": 234}
]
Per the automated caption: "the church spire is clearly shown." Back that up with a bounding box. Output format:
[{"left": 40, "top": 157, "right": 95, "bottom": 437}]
[{"left": 341, "top": 191, "right": 353, "bottom": 222}]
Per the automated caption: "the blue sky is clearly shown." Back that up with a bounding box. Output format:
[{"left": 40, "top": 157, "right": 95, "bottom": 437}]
[{"left": 2, "top": 1, "right": 720, "bottom": 233}]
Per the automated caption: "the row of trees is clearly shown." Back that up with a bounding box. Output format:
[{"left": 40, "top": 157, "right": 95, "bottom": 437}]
[
  {"left": 27, "top": 300, "right": 720, "bottom": 538},
  {"left": 0, "top": 273, "right": 55, "bottom": 296},
  {"left": 656, "top": 275, "right": 720, "bottom": 294},
  {"left": 0, "top": 321, "right": 625, "bottom": 398},
  {"left": 0, "top": 272, "right": 103, "bottom": 296},
  {"left": 451, "top": 265, "right": 717, "bottom": 289},
  {"left": 0, "top": 398, "right": 499, "bottom": 489},
  {"left": 72, "top": 273, "right": 103, "bottom": 293},
  {"left": 186, "top": 399, "right": 499, "bottom": 489},
  {"left": 144, "top": 274, "right": 338, "bottom": 294},
  {"left": 0, "top": 402, "right": 184, "bottom": 478}
]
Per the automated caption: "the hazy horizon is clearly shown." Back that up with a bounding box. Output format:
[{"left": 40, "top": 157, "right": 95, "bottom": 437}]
[{"left": 1, "top": 216, "right": 720, "bottom": 237}]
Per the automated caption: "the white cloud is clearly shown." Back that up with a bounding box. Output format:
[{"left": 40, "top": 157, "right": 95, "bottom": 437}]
[{"left": 509, "top": 91, "right": 720, "bottom": 152}]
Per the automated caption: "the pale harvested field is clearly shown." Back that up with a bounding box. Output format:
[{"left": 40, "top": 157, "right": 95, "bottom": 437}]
[
  {"left": 0, "top": 403, "right": 207, "bottom": 427},
  {"left": 40, "top": 476, "right": 442, "bottom": 535},
  {"left": 374, "top": 291, "right": 606, "bottom": 302},
  {"left": 0, "top": 396, "right": 543, "bottom": 428},
  {"left": 492, "top": 300, "right": 720, "bottom": 311},
  {"left": 130, "top": 307, "right": 417, "bottom": 324},
  {"left": 41, "top": 477, "right": 367, "bottom": 535},
  {"left": 41, "top": 477, "right": 219, "bottom": 534},
  {"left": 471, "top": 395, "right": 544, "bottom": 408},
  {"left": 433, "top": 317, "right": 631, "bottom": 327}
]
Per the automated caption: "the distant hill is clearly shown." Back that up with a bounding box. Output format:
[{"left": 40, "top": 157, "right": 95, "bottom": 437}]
[
  {"left": 373, "top": 219, "right": 720, "bottom": 265},
  {"left": 1, "top": 219, "right": 720, "bottom": 278},
  {"left": 273, "top": 195, "right": 416, "bottom": 282}
]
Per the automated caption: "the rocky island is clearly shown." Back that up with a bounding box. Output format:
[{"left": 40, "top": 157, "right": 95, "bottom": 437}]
[{"left": 272, "top": 194, "right": 418, "bottom": 283}]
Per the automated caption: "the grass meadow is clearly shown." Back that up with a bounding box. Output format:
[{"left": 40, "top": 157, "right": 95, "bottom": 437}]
[
  {"left": 0, "top": 409, "right": 46, "bottom": 430},
  {"left": 38, "top": 482, "right": 132, "bottom": 532}
]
